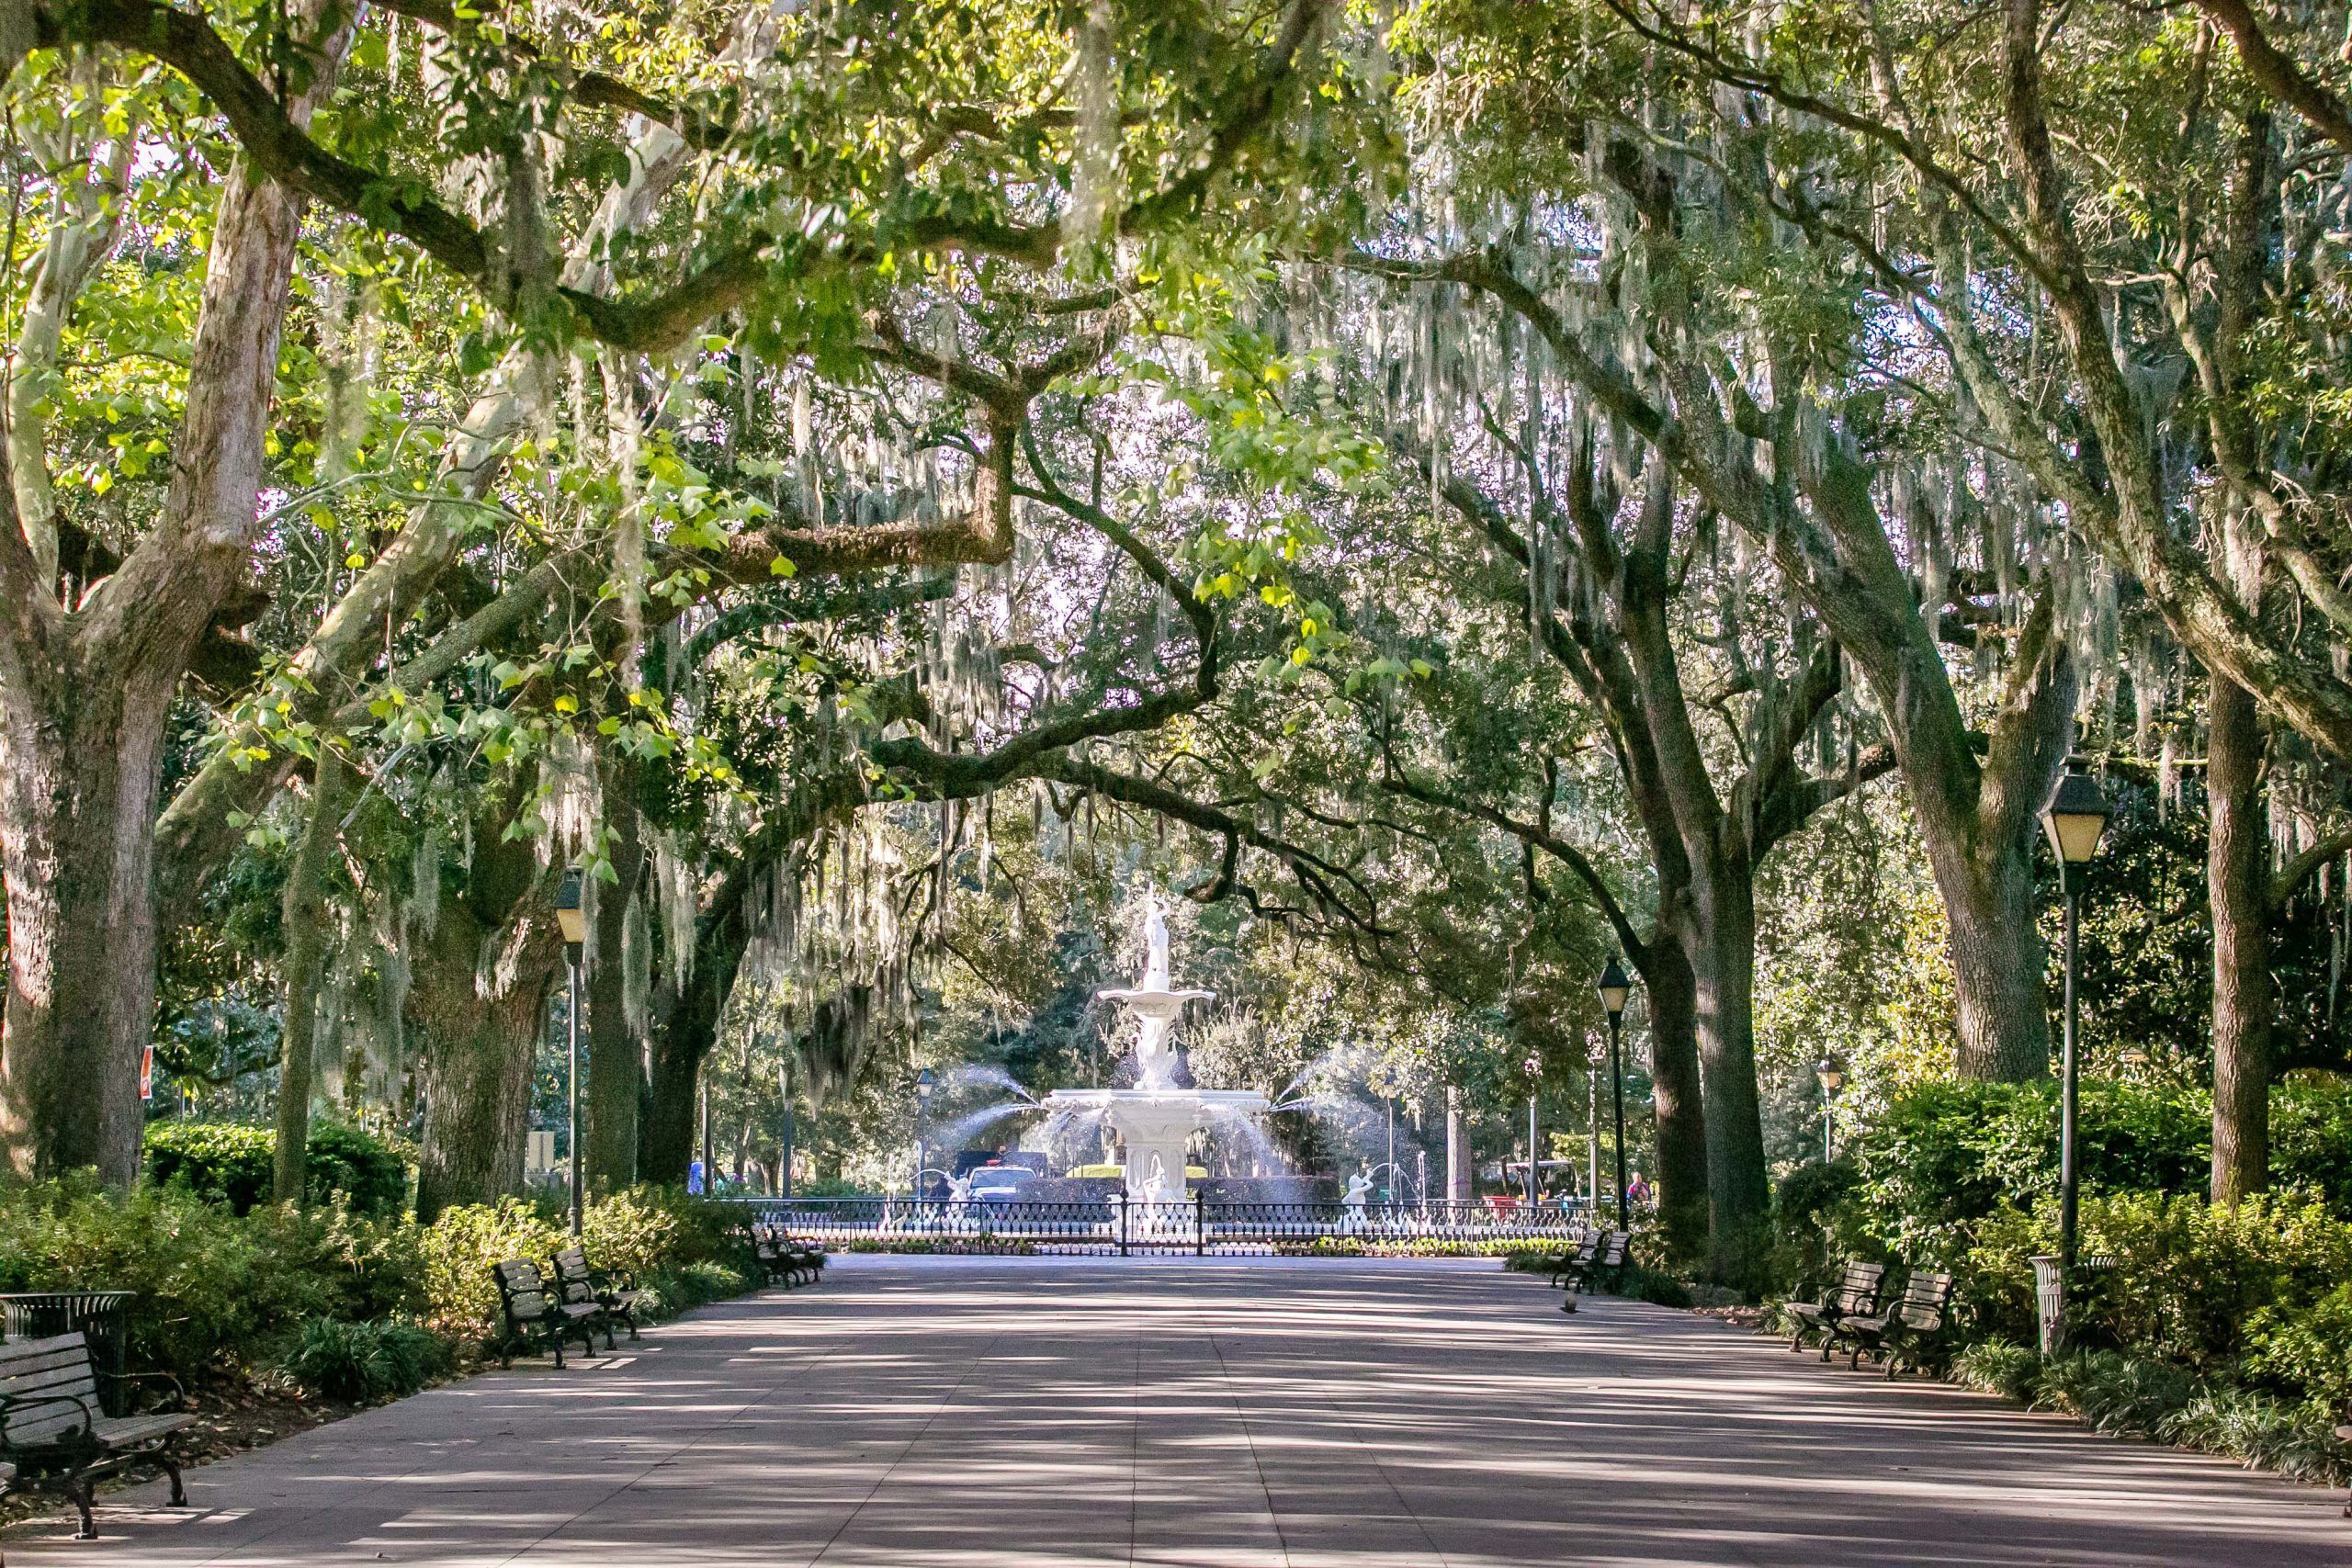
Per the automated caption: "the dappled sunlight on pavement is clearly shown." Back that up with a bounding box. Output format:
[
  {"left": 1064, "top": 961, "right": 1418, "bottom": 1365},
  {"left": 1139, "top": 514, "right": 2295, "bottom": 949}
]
[{"left": 3, "top": 1254, "right": 2342, "bottom": 1565}]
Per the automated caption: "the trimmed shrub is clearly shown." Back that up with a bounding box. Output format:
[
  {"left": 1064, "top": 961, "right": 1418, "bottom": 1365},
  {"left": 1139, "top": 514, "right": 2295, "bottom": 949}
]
[
  {"left": 0, "top": 1176, "right": 420, "bottom": 1377},
  {"left": 144, "top": 1120, "right": 411, "bottom": 1216},
  {"left": 2273, "top": 1078, "right": 2352, "bottom": 1213},
  {"left": 414, "top": 1199, "right": 568, "bottom": 1339},
  {"left": 580, "top": 1188, "right": 683, "bottom": 1282},
  {"left": 1852, "top": 1079, "right": 2208, "bottom": 1254}
]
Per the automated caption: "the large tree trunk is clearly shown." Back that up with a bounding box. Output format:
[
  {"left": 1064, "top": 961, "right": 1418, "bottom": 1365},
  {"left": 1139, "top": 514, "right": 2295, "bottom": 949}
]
[
  {"left": 0, "top": 37, "right": 345, "bottom": 1180},
  {"left": 640, "top": 1014, "right": 704, "bottom": 1186},
  {"left": 1641, "top": 912, "right": 1712, "bottom": 1259},
  {"left": 1685, "top": 857, "right": 1770, "bottom": 1281},
  {"left": 1610, "top": 479, "right": 1770, "bottom": 1280},
  {"left": 1925, "top": 827, "right": 2058, "bottom": 1082},
  {"left": 0, "top": 662, "right": 176, "bottom": 1180},
  {"left": 409, "top": 899, "right": 562, "bottom": 1221},
  {"left": 271, "top": 751, "right": 342, "bottom": 1204},
  {"left": 2209, "top": 668, "right": 2271, "bottom": 1201},
  {"left": 584, "top": 770, "right": 647, "bottom": 1192}
]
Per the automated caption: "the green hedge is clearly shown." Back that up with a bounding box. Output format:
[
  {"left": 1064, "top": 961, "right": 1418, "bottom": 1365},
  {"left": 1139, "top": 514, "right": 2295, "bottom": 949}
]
[
  {"left": 0, "top": 1177, "right": 755, "bottom": 1393},
  {"left": 1770, "top": 1078, "right": 2352, "bottom": 1432},
  {"left": 144, "top": 1120, "right": 411, "bottom": 1217},
  {"left": 0, "top": 1174, "right": 422, "bottom": 1377}
]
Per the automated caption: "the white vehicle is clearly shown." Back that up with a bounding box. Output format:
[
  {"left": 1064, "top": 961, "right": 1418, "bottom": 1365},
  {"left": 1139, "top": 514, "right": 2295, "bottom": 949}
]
[{"left": 964, "top": 1164, "right": 1040, "bottom": 1203}]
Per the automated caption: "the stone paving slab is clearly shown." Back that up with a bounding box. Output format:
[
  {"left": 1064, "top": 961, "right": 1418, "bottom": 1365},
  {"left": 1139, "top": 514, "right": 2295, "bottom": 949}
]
[{"left": 4, "top": 1253, "right": 2346, "bottom": 1565}]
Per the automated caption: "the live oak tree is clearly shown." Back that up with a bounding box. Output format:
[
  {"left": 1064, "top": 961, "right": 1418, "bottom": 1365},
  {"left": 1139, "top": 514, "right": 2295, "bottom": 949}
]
[{"left": 2, "top": 0, "right": 1344, "bottom": 1182}]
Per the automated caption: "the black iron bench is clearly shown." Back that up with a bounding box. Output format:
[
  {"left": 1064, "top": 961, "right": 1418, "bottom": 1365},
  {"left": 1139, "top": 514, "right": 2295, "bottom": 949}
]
[
  {"left": 491, "top": 1259, "right": 604, "bottom": 1369},
  {"left": 752, "top": 1224, "right": 826, "bottom": 1287},
  {"left": 0, "top": 1332, "right": 191, "bottom": 1540},
  {"left": 553, "top": 1247, "right": 643, "bottom": 1348},
  {"left": 1831, "top": 1268, "right": 1956, "bottom": 1376},
  {"left": 1532, "top": 1231, "right": 1599, "bottom": 1288},
  {"left": 1786, "top": 1260, "right": 1887, "bottom": 1358},
  {"left": 1560, "top": 1231, "right": 1631, "bottom": 1314}
]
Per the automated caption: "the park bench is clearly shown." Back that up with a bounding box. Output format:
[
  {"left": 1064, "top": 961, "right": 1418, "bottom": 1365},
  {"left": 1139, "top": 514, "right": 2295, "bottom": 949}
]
[
  {"left": 1830, "top": 1268, "right": 1957, "bottom": 1376},
  {"left": 1559, "top": 1231, "right": 1631, "bottom": 1314},
  {"left": 552, "top": 1247, "right": 644, "bottom": 1348},
  {"left": 1785, "top": 1260, "right": 1887, "bottom": 1357},
  {"left": 1532, "top": 1231, "right": 1599, "bottom": 1288},
  {"left": 752, "top": 1224, "right": 826, "bottom": 1287},
  {"left": 491, "top": 1259, "right": 604, "bottom": 1369},
  {"left": 0, "top": 1332, "right": 191, "bottom": 1541}
]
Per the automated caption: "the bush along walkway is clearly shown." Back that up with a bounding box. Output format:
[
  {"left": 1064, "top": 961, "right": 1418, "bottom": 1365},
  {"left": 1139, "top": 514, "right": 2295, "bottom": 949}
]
[
  {"left": 0, "top": 1179, "right": 777, "bottom": 1535},
  {"left": 1516, "top": 1208, "right": 2352, "bottom": 1496},
  {"left": 1749, "top": 1252, "right": 2352, "bottom": 1495}
]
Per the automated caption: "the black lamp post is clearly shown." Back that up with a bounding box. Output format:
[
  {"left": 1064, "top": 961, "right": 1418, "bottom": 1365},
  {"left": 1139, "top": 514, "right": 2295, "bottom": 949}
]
[
  {"left": 554, "top": 867, "right": 587, "bottom": 1235},
  {"left": 1522, "top": 1055, "right": 1542, "bottom": 1205},
  {"left": 2041, "top": 763, "right": 2110, "bottom": 1291},
  {"left": 1815, "top": 1057, "right": 1843, "bottom": 1164},
  {"left": 913, "top": 1066, "right": 937, "bottom": 1197},
  {"left": 1598, "top": 955, "right": 1632, "bottom": 1232}
]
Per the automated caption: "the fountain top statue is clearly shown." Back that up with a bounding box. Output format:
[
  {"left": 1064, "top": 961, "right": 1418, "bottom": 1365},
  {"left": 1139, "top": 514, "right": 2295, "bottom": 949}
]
[
  {"left": 1094, "top": 886, "right": 1215, "bottom": 1091},
  {"left": 1143, "top": 890, "right": 1173, "bottom": 990},
  {"left": 1043, "top": 886, "right": 1265, "bottom": 1197}
]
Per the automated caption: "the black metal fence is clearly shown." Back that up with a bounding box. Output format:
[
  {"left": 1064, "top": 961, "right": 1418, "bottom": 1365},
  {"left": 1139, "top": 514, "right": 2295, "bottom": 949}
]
[{"left": 725, "top": 1196, "right": 1588, "bottom": 1257}]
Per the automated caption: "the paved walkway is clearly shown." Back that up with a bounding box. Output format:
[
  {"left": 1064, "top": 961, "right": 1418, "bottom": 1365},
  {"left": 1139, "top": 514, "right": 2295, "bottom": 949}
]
[{"left": 6, "top": 1255, "right": 2345, "bottom": 1565}]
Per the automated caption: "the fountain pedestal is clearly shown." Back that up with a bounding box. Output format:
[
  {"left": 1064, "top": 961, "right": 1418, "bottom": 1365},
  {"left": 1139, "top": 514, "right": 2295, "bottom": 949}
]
[{"left": 1039, "top": 1088, "right": 1272, "bottom": 1200}]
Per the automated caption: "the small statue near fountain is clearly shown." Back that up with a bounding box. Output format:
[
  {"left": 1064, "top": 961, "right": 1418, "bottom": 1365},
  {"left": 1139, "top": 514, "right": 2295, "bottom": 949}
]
[{"left": 1144, "top": 1156, "right": 1178, "bottom": 1205}]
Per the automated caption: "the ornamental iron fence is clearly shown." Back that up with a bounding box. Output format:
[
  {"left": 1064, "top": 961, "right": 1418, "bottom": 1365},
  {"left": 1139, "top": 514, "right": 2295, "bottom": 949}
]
[{"left": 724, "top": 1196, "right": 1589, "bottom": 1257}]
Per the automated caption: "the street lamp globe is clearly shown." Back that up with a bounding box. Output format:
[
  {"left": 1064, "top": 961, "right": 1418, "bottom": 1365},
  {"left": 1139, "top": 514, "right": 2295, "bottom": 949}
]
[
  {"left": 1815, "top": 1057, "right": 1843, "bottom": 1094},
  {"left": 2041, "top": 766, "right": 2111, "bottom": 867},
  {"left": 1598, "top": 955, "right": 1631, "bottom": 1019},
  {"left": 915, "top": 1066, "right": 938, "bottom": 1111},
  {"left": 554, "top": 866, "right": 587, "bottom": 949}
]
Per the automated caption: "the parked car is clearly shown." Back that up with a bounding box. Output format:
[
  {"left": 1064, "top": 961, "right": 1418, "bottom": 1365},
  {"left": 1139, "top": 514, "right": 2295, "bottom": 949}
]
[{"left": 966, "top": 1164, "right": 1039, "bottom": 1202}]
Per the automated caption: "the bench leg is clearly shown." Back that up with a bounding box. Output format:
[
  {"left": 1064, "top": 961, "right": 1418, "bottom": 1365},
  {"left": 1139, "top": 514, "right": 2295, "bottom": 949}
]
[
  {"left": 159, "top": 1452, "right": 187, "bottom": 1507},
  {"left": 69, "top": 1476, "right": 96, "bottom": 1540},
  {"left": 550, "top": 1329, "right": 565, "bottom": 1371}
]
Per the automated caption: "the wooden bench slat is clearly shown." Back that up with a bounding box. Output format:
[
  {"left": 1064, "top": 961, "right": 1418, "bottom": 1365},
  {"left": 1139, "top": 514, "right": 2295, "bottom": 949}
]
[{"left": 1, "top": 1330, "right": 195, "bottom": 1539}]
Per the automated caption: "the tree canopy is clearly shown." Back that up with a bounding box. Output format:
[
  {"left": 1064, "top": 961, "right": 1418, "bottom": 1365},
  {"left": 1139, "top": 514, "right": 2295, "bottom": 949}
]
[{"left": 4, "top": 0, "right": 2349, "bottom": 1272}]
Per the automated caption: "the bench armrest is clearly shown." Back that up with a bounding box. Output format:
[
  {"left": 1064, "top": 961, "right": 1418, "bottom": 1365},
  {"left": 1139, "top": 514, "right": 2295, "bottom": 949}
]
[
  {"left": 0, "top": 1391, "right": 98, "bottom": 1443},
  {"left": 100, "top": 1370, "right": 187, "bottom": 1409}
]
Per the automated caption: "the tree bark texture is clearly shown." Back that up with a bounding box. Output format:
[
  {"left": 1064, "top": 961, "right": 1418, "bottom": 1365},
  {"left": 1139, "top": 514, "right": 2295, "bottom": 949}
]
[
  {"left": 584, "top": 764, "right": 647, "bottom": 1192},
  {"left": 1444, "top": 1085, "right": 1470, "bottom": 1202},
  {"left": 1612, "top": 497, "right": 1770, "bottom": 1280},
  {"left": 408, "top": 899, "right": 563, "bottom": 1222},
  {"left": 1639, "top": 923, "right": 1712, "bottom": 1258},
  {"left": 271, "top": 750, "right": 342, "bottom": 1205},
  {"left": 2209, "top": 669, "right": 2272, "bottom": 1201}
]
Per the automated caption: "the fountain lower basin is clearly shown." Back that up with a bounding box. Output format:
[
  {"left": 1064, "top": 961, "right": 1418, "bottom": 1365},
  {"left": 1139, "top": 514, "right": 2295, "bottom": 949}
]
[{"left": 1041, "top": 1088, "right": 1272, "bottom": 1200}]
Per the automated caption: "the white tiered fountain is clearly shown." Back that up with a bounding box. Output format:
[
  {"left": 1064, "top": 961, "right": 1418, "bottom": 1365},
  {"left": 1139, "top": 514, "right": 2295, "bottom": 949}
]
[{"left": 1043, "top": 892, "right": 1269, "bottom": 1199}]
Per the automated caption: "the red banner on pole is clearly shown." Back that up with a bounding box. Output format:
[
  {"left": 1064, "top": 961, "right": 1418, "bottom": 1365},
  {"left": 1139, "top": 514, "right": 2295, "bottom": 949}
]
[{"left": 139, "top": 1044, "right": 153, "bottom": 1101}]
